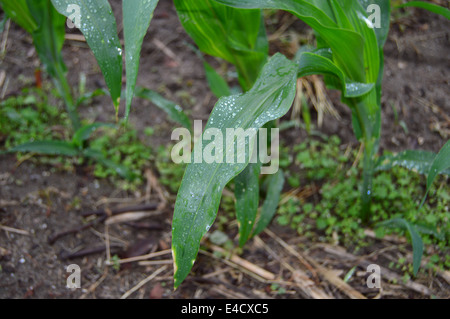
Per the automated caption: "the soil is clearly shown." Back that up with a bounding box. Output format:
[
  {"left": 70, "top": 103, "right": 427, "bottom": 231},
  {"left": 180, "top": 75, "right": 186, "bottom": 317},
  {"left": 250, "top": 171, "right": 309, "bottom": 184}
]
[{"left": 0, "top": 1, "right": 449, "bottom": 299}]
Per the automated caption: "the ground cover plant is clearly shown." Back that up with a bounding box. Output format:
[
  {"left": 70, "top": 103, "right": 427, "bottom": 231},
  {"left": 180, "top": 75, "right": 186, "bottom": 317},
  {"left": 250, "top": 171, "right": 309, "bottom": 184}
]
[{"left": 0, "top": 0, "right": 448, "bottom": 295}]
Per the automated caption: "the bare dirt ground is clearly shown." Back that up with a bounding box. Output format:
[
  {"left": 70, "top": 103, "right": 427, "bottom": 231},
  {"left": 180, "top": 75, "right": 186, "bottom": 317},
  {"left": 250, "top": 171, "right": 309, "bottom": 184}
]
[{"left": 0, "top": 1, "right": 449, "bottom": 299}]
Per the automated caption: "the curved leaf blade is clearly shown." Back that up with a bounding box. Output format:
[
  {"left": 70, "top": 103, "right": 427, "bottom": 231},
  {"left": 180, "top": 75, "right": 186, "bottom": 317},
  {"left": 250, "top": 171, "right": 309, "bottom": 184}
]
[
  {"left": 174, "top": 0, "right": 268, "bottom": 90},
  {"left": 172, "top": 53, "right": 297, "bottom": 288},
  {"left": 426, "top": 140, "right": 450, "bottom": 190},
  {"left": 0, "top": 0, "right": 37, "bottom": 33},
  {"left": 397, "top": 1, "right": 450, "bottom": 20},
  {"left": 51, "top": 0, "right": 123, "bottom": 110},
  {"left": 235, "top": 162, "right": 261, "bottom": 247},
  {"left": 295, "top": 49, "right": 374, "bottom": 98},
  {"left": 123, "top": 0, "right": 159, "bottom": 121},
  {"left": 204, "top": 61, "right": 231, "bottom": 98},
  {"left": 83, "top": 148, "right": 135, "bottom": 181},
  {"left": 214, "top": 0, "right": 366, "bottom": 83}
]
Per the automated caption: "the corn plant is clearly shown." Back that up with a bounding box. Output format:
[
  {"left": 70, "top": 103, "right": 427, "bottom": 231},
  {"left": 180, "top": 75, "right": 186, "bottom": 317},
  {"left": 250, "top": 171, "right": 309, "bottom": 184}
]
[
  {"left": 0, "top": 0, "right": 191, "bottom": 177},
  {"left": 170, "top": 0, "right": 450, "bottom": 288},
  {"left": 1, "top": 0, "right": 80, "bottom": 130}
]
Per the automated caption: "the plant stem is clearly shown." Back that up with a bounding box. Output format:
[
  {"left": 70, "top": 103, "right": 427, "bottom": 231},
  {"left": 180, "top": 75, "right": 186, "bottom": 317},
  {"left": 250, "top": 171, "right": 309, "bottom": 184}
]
[
  {"left": 360, "top": 139, "right": 375, "bottom": 223},
  {"left": 53, "top": 64, "right": 80, "bottom": 131},
  {"left": 350, "top": 97, "right": 380, "bottom": 224}
]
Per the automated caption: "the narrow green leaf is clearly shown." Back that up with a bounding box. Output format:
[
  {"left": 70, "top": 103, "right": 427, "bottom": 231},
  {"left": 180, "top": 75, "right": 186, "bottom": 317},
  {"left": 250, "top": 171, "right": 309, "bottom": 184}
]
[
  {"left": 421, "top": 140, "right": 450, "bottom": 207},
  {"left": 253, "top": 169, "right": 284, "bottom": 236},
  {"left": 123, "top": 0, "right": 159, "bottom": 121},
  {"left": 25, "top": 0, "right": 81, "bottom": 131},
  {"left": 172, "top": 53, "right": 297, "bottom": 288},
  {"left": 72, "top": 122, "right": 116, "bottom": 148},
  {"left": 204, "top": 61, "right": 231, "bottom": 98},
  {"left": 377, "top": 218, "right": 423, "bottom": 276},
  {"left": 6, "top": 140, "right": 79, "bottom": 156},
  {"left": 51, "top": 0, "right": 123, "bottom": 110},
  {"left": 334, "top": 0, "right": 380, "bottom": 83},
  {"left": 185, "top": 43, "right": 231, "bottom": 98},
  {"left": 358, "top": 0, "right": 391, "bottom": 48},
  {"left": 343, "top": 266, "right": 357, "bottom": 283},
  {"left": 76, "top": 88, "right": 108, "bottom": 106},
  {"left": 397, "top": 1, "right": 450, "bottom": 20},
  {"left": 83, "top": 148, "right": 135, "bottom": 181},
  {"left": 426, "top": 140, "right": 450, "bottom": 191},
  {"left": 0, "top": 0, "right": 37, "bottom": 33},
  {"left": 135, "top": 87, "right": 192, "bottom": 130},
  {"left": 235, "top": 162, "right": 261, "bottom": 247},
  {"left": 174, "top": 0, "right": 268, "bottom": 90}
]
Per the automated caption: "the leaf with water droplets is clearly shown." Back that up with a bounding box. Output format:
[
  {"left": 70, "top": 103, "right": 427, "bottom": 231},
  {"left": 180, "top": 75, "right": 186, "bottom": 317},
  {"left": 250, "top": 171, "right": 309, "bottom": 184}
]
[
  {"left": 123, "top": 0, "right": 159, "bottom": 121},
  {"left": 172, "top": 53, "right": 297, "bottom": 288},
  {"left": 173, "top": 0, "right": 268, "bottom": 91},
  {"left": 51, "top": 0, "right": 123, "bottom": 111}
]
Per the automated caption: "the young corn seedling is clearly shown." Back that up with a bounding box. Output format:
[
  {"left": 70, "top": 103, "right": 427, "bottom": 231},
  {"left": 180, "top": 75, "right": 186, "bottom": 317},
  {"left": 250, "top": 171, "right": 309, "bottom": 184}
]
[{"left": 1, "top": 0, "right": 448, "bottom": 288}]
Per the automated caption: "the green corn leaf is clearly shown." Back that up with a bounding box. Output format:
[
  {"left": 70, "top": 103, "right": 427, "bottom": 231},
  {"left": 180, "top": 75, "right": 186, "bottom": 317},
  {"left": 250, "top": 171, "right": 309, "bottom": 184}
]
[
  {"left": 235, "top": 162, "right": 261, "bottom": 248},
  {"left": 51, "top": 0, "right": 123, "bottom": 112},
  {"left": 295, "top": 49, "right": 375, "bottom": 98},
  {"left": 413, "top": 224, "right": 444, "bottom": 241},
  {"left": 235, "top": 121, "right": 275, "bottom": 247},
  {"left": 174, "top": 0, "right": 268, "bottom": 91},
  {"left": 343, "top": 266, "right": 357, "bottom": 283},
  {"left": 123, "top": 0, "right": 159, "bottom": 121},
  {"left": 397, "top": 1, "right": 450, "bottom": 20},
  {"left": 359, "top": 0, "right": 391, "bottom": 48},
  {"left": 253, "top": 169, "right": 285, "bottom": 236},
  {"left": 426, "top": 140, "right": 450, "bottom": 191},
  {"left": 5, "top": 140, "right": 79, "bottom": 156},
  {"left": 203, "top": 61, "right": 231, "bottom": 98},
  {"left": 76, "top": 88, "right": 108, "bottom": 106},
  {"left": 214, "top": 0, "right": 367, "bottom": 83},
  {"left": 0, "top": 0, "right": 37, "bottom": 33},
  {"left": 172, "top": 53, "right": 297, "bottom": 288},
  {"left": 72, "top": 122, "right": 116, "bottom": 148},
  {"left": 328, "top": 1, "right": 380, "bottom": 83},
  {"left": 377, "top": 218, "right": 423, "bottom": 276},
  {"left": 135, "top": 87, "right": 192, "bottom": 130},
  {"left": 375, "top": 149, "right": 450, "bottom": 175},
  {"left": 185, "top": 43, "right": 231, "bottom": 98},
  {"left": 83, "top": 148, "right": 135, "bottom": 181},
  {"left": 10, "top": 0, "right": 80, "bottom": 130},
  {"left": 421, "top": 140, "right": 450, "bottom": 207}
]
